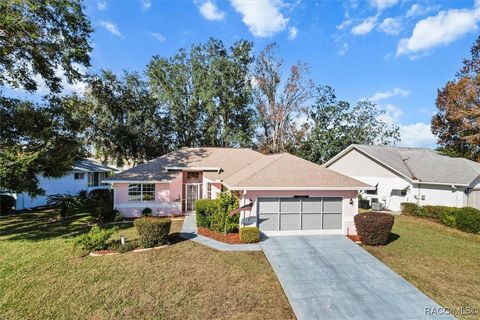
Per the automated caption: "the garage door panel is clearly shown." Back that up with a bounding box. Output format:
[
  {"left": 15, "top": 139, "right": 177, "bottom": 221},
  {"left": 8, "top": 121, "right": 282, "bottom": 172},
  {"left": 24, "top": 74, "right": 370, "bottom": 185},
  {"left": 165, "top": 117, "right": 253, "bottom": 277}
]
[
  {"left": 280, "top": 214, "right": 301, "bottom": 230},
  {"left": 280, "top": 198, "right": 301, "bottom": 213},
  {"left": 302, "top": 214, "right": 322, "bottom": 230},
  {"left": 258, "top": 214, "right": 278, "bottom": 231},
  {"left": 258, "top": 198, "right": 279, "bottom": 213},
  {"left": 323, "top": 212, "right": 342, "bottom": 229},
  {"left": 301, "top": 198, "right": 322, "bottom": 213},
  {"left": 323, "top": 197, "right": 343, "bottom": 213}
]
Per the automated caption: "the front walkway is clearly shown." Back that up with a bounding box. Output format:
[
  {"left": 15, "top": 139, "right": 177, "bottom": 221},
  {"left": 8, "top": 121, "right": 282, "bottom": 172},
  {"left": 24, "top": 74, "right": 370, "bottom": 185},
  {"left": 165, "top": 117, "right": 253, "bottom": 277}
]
[
  {"left": 180, "top": 214, "right": 262, "bottom": 251},
  {"left": 261, "top": 235, "right": 454, "bottom": 320}
]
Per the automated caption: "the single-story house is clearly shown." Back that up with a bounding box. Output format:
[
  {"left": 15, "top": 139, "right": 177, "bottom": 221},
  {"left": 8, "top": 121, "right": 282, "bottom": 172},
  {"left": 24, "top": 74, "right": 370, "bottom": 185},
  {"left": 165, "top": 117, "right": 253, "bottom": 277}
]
[
  {"left": 324, "top": 144, "right": 480, "bottom": 212},
  {"left": 14, "top": 159, "right": 118, "bottom": 210},
  {"left": 104, "top": 147, "right": 371, "bottom": 235}
]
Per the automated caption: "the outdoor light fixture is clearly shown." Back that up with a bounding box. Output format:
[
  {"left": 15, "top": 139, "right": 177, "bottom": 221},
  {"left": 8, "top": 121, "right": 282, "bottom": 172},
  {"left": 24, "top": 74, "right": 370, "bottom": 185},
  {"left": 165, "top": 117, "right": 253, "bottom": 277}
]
[{"left": 349, "top": 198, "right": 354, "bottom": 205}]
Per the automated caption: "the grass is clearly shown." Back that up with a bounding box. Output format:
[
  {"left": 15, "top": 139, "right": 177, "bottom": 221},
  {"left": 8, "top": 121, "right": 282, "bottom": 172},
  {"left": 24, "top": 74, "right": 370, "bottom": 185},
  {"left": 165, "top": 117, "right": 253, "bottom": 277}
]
[
  {"left": 0, "top": 209, "right": 294, "bottom": 320},
  {"left": 365, "top": 215, "right": 480, "bottom": 320}
]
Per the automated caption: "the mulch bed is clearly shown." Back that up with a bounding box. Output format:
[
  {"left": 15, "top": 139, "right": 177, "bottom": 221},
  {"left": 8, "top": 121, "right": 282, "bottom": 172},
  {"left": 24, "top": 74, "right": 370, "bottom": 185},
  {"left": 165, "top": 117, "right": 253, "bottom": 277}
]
[
  {"left": 197, "top": 227, "right": 242, "bottom": 244},
  {"left": 346, "top": 234, "right": 362, "bottom": 243}
]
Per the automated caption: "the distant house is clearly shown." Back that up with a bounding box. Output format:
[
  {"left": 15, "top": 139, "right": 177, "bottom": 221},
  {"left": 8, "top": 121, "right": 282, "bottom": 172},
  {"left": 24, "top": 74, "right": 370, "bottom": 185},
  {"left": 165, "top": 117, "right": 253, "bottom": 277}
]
[
  {"left": 104, "top": 147, "right": 371, "bottom": 235},
  {"left": 324, "top": 144, "right": 480, "bottom": 211},
  {"left": 15, "top": 159, "right": 118, "bottom": 210}
]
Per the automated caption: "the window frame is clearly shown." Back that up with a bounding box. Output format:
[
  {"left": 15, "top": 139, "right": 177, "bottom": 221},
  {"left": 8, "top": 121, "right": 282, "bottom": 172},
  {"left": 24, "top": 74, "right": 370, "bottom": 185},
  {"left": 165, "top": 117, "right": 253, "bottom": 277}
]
[
  {"left": 74, "top": 172, "right": 85, "bottom": 180},
  {"left": 128, "top": 183, "right": 156, "bottom": 202}
]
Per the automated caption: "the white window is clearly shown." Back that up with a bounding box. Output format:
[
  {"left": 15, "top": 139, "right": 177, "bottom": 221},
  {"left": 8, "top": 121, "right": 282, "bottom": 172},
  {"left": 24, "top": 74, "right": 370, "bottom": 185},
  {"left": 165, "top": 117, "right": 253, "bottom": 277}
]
[
  {"left": 207, "top": 183, "right": 212, "bottom": 199},
  {"left": 74, "top": 173, "right": 85, "bottom": 180},
  {"left": 128, "top": 184, "right": 155, "bottom": 201}
]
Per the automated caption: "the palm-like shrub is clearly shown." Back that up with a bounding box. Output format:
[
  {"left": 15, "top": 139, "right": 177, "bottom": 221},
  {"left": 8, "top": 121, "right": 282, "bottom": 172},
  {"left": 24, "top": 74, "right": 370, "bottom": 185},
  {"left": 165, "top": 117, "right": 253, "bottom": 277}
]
[{"left": 46, "top": 194, "right": 80, "bottom": 218}]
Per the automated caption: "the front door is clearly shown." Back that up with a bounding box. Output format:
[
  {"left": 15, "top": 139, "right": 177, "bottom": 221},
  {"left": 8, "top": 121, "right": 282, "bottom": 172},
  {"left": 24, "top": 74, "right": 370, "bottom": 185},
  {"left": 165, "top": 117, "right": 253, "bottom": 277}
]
[{"left": 186, "top": 184, "right": 200, "bottom": 211}]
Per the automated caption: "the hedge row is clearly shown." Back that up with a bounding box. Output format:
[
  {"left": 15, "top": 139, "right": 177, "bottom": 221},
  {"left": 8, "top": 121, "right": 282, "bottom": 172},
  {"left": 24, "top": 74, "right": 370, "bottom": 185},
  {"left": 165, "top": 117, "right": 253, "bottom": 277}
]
[
  {"left": 239, "top": 227, "right": 260, "bottom": 243},
  {"left": 195, "top": 192, "right": 239, "bottom": 234},
  {"left": 401, "top": 203, "right": 480, "bottom": 234}
]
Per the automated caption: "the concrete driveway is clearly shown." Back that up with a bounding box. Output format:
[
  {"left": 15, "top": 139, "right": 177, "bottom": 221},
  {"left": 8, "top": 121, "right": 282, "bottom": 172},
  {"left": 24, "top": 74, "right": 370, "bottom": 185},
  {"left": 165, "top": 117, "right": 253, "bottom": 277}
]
[{"left": 260, "top": 235, "right": 454, "bottom": 320}]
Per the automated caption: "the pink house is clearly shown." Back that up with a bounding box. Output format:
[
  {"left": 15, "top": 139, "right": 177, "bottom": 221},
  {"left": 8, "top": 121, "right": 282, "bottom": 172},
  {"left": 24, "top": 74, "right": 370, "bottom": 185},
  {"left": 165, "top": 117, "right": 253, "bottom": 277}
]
[{"left": 104, "top": 148, "right": 372, "bottom": 235}]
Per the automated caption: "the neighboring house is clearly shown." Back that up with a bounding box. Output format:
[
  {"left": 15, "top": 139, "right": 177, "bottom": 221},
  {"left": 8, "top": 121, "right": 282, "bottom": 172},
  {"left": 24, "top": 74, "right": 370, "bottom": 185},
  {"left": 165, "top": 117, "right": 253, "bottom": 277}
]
[
  {"left": 15, "top": 159, "right": 118, "bottom": 210},
  {"left": 324, "top": 144, "right": 480, "bottom": 212},
  {"left": 104, "top": 148, "right": 371, "bottom": 235}
]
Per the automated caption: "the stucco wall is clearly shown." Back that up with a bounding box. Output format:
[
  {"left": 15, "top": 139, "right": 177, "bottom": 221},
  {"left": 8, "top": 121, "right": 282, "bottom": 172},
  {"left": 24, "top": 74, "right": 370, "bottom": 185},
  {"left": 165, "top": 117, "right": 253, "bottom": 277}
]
[
  {"left": 413, "top": 183, "right": 467, "bottom": 208},
  {"left": 113, "top": 176, "right": 182, "bottom": 217},
  {"left": 15, "top": 172, "right": 108, "bottom": 210},
  {"left": 241, "top": 190, "right": 358, "bottom": 235},
  {"left": 468, "top": 190, "right": 480, "bottom": 209}
]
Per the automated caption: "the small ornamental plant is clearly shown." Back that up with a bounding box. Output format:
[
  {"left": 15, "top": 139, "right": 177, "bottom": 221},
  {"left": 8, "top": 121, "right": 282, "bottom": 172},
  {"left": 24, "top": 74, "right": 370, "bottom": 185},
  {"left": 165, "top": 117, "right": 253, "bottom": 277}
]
[{"left": 354, "top": 212, "right": 394, "bottom": 245}]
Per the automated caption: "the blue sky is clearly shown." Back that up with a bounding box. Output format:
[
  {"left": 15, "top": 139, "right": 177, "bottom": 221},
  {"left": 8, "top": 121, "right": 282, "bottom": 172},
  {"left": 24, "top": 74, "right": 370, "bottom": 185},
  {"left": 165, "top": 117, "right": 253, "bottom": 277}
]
[{"left": 15, "top": 0, "right": 480, "bottom": 148}]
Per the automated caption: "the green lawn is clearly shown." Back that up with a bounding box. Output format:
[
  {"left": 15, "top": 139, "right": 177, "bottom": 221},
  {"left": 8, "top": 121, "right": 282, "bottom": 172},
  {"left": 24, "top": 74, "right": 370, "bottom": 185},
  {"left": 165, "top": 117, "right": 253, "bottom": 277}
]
[
  {"left": 0, "top": 210, "right": 294, "bottom": 320},
  {"left": 365, "top": 215, "right": 480, "bottom": 320}
]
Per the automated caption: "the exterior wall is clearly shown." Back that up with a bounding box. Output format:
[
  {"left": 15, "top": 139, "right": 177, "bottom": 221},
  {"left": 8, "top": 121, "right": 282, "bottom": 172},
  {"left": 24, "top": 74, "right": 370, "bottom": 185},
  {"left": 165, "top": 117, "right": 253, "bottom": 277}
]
[
  {"left": 413, "top": 183, "right": 467, "bottom": 208},
  {"left": 201, "top": 177, "right": 222, "bottom": 200},
  {"left": 467, "top": 190, "right": 480, "bottom": 209},
  {"left": 241, "top": 190, "right": 359, "bottom": 235},
  {"left": 15, "top": 172, "right": 109, "bottom": 210},
  {"left": 113, "top": 176, "right": 182, "bottom": 217}
]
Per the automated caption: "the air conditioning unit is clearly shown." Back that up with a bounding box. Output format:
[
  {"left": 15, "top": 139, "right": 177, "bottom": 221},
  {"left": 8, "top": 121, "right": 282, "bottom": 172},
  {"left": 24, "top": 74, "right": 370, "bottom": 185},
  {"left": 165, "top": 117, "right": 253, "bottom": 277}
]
[{"left": 371, "top": 202, "right": 385, "bottom": 211}]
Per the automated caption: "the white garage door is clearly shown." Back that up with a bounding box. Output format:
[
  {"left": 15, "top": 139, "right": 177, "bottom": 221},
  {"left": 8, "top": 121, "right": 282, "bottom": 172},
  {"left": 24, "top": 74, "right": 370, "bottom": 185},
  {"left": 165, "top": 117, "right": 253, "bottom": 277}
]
[{"left": 257, "top": 197, "right": 343, "bottom": 232}]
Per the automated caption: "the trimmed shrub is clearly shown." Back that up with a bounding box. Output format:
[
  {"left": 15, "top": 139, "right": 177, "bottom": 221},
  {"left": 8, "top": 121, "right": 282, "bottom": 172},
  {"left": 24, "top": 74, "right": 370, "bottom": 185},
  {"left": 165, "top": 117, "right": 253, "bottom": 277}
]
[
  {"left": 354, "top": 211, "right": 394, "bottom": 246},
  {"left": 142, "top": 207, "right": 152, "bottom": 216},
  {"left": 240, "top": 227, "right": 260, "bottom": 243},
  {"left": 456, "top": 207, "right": 480, "bottom": 233},
  {"left": 210, "top": 191, "right": 239, "bottom": 233},
  {"left": 195, "top": 199, "right": 218, "bottom": 228},
  {"left": 424, "top": 205, "right": 459, "bottom": 227},
  {"left": 134, "top": 217, "right": 171, "bottom": 248},
  {"left": 75, "top": 225, "right": 118, "bottom": 251},
  {"left": 0, "top": 195, "right": 15, "bottom": 215},
  {"left": 110, "top": 240, "right": 139, "bottom": 253}
]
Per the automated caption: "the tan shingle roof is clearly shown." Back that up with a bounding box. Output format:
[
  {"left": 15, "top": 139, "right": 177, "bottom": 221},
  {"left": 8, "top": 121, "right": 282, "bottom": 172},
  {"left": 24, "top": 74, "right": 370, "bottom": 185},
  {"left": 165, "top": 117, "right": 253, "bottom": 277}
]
[
  {"left": 106, "top": 148, "right": 370, "bottom": 189},
  {"left": 224, "top": 153, "right": 370, "bottom": 189}
]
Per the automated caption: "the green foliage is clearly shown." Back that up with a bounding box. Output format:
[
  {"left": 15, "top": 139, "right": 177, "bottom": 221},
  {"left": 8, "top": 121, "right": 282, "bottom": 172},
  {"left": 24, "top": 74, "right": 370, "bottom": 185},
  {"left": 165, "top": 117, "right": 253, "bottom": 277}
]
[
  {"left": 0, "top": 0, "right": 92, "bottom": 93},
  {"left": 195, "top": 199, "right": 218, "bottom": 228},
  {"left": 209, "top": 192, "right": 240, "bottom": 233},
  {"left": 134, "top": 218, "right": 171, "bottom": 248},
  {"left": 71, "top": 71, "right": 172, "bottom": 167},
  {"left": 113, "top": 211, "right": 124, "bottom": 222},
  {"left": 240, "top": 227, "right": 260, "bottom": 243},
  {"left": 110, "top": 240, "right": 139, "bottom": 253},
  {"left": 79, "top": 189, "right": 114, "bottom": 223},
  {"left": 46, "top": 194, "right": 80, "bottom": 218},
  {"left": 400, "top": 203, "right": 428, "bottom": 216},
  {"left": 147, "top": 38, "right": 255, "bottom": 148},
  {"left": 300, "top": 86, "right": 400, "bottom": 164},
  {"left": 0, "top": 195, "right": 15, "bottom": 215},
  {"left": 455, "top": 207, "right": 480, "bottom": 233},
  {"left": 142, "top": 207, "right": 152, "bottom": 217},
  {"left": 0, "top": 98, "right": 85, "bottom": 195},
  {"left": 354, "top": 212, "right": 395, "bottom": 246},
  {"left": 75, "top": 225, "right": 118, "bottom": 252}
]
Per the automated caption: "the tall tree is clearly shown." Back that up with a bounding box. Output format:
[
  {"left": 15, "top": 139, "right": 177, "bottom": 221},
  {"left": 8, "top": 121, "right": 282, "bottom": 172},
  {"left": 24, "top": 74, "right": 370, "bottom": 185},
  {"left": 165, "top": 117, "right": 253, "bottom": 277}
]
[
  {"left": 0, "top": 97, "right": 85, "bottom": 195},
  {"left": 147, "top": 38, "right": 255, "bottom": 148},
  {"left": 253, "top": 43, "right": 314, "bottom": 154},
  {"left": 68, "top": 70, "right": 172, "bottom": 167},
  {"left": 432, "top": 35, "right": 480, "bottom": 161},
  {"left": 0, "top": 0, "right": 92, "bottom": 93},
  {"left": 301, "top": 86, "right": 400, "bottom": 164}
]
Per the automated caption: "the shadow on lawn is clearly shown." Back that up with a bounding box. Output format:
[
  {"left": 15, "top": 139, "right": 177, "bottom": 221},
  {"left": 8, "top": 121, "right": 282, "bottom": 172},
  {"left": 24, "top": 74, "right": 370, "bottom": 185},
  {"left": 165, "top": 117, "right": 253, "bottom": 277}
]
[
  {"left": 0, "top": 210, "right": 132, "bottom": 242},
  {"left": 388, "top": 232, "right": 400, "bottom": 243}
]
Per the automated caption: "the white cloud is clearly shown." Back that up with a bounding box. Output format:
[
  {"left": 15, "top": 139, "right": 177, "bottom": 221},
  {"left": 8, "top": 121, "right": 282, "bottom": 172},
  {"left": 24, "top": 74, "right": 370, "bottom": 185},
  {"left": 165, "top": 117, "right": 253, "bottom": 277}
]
[
  {"left": 198, "top": 1, "right": 226, "bottom": 21},
  {"left": 351, "top": 15, "right": 378, "bottom": 35},
  {"left": 148, "top": 32, "right": 166, "bottom": 41},
  {"left": 338, "top": 42, "right": 349, "bottom": 56},
  {"left": 141, "top": 0, "right": 151, "bottom": 10},
  {"left": 230, "top": 0, "right": 289, "bottom": 37},
  {"left": 337, "top": 18, "right": 353, "bottom": 30},
  {"left": 99, "top": 21, "right": 122, "bottom": 37},
  {"left": 406, "top": 3, "right": 437, "bottom": 18},
  {"left": 398, "top": 122, "right": 436, "bottom": 147},
  {"left": 97, "top": 1, "right": 107, "bottom": 10},
  {"left": 370, "top": 0, "right": 399, "bottom": 10},
  {"left": 378, "top": 17, "right": 402, "bottom": 35},
  {"left": 288, "top": 26, "right": 298, "bottom": 40},
  {"left": 378, "top": 104, "right": 403, "bottom": 124},
  {"left": 397, "top": 5, "right": 480, "bottom": 57},
  {"left": 369, "top": 87, "right": 409, "bottom": 102}
]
